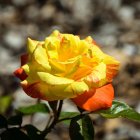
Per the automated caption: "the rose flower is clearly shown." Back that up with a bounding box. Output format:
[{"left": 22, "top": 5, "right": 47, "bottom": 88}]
[{"left": 14, "top": 30, "right": 119, "bottom": 111}]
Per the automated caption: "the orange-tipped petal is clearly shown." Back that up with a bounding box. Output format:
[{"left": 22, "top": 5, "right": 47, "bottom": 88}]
[
  {"left": 72, "top": 84, "right": 114, "bottom": 111},
  {"left": 21, "top": 54, "right": 28, "bottom": 66},
  {"left": 21, "top": 81, "right": 48, "bottom": 100},
  {"left": 14, "top": 68, "right": 28, "bottom": 81},
  {"left": 103, "top": 55, "right": 120, "bottom": 82}
]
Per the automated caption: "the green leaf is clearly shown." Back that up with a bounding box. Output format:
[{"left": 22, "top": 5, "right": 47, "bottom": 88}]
[
  {"left": 24, "top": 125, "right": 41, "bottom": 140},
  {"left": 0, "top": 96, "right": 12, "bottom": 114},
  {"left": 17, "top": 103, "right": 50, "bottom": 115},
  {"left": 69, "top": 116, "right": 84, "bottom": 140},
  {"left": 69, "top": 115, "right": 95, "bottom": 140},
  {"left": 0, "top": 115, "right": 7, "bottom": 128},
  {"left": 99, "top": 100, "right": 140, "bottom": 122},
  {"left": 59, "top": 112, "right": 80, "bottom": 125},
  {"left": 8, "top": 115, "right": 22, "bottom": 126},
  {"left": 82, "top": 115, "right": 94, "bottom": 140},
  {"left": 60, "top": 112, "right": 80, "bottom": 120},
  {"left": 1, "top": 128, "right": 30, "bottom": 140}
]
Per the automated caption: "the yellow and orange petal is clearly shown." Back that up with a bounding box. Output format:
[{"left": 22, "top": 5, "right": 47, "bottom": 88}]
[{"left": 21, "top": 81, "right": 48, "bottom": 100}]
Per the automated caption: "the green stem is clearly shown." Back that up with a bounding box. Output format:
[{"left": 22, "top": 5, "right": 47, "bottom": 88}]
[
  {"left": 40, "top": 100, "right": 63, "bottom": 139},
  {"left": 45, "top": 114, "right": 53, "bottom": 128},
  {"left": 56, "top": 100, "right": 63, "bottom": 118}
]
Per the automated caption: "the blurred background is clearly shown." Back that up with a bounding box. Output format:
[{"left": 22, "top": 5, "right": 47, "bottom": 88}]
[{"left": 0, "top": 0, "right": 140, "bottom": 139}]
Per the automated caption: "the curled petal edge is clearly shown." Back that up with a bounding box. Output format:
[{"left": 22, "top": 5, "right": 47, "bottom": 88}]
[{"left": 14, "top": 68, "right": 28, "bottom": 81}]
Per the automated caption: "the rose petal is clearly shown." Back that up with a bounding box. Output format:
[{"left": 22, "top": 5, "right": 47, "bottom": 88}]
[
  {"left": 33, "top": 44, "right": 51, "bottom": 71},
  {"left": 27, "top": 38, "right": 39, "bottom": 54},
  {"left": 72, "top": 84, "right": 114, "bottom": 111},
  {"left": 14, "top": 68, "right": 28, "bottom": 81},
  {"left": 45, "top": 37, "right": 60, "bottom": 59},
  {"left": 103, "top": 54, "right": 120, "bottom": 82},
  {"left": 37, "top": 72, "right": 89, "bottom": 98},
  {"left": 21, "top": 54, "right": 28, "bottom": 66},
  {"left": 21, "top": 79, "right": 88, "bottom": 100},
  {"left": 37, "top": 72, "right": 74, "bottom": 85},
  {"left": 21, "top": 81, "right": 48, "bottom": 100},
  {"left": 84, "top": 62, "right": 107, "bottom": 87}
]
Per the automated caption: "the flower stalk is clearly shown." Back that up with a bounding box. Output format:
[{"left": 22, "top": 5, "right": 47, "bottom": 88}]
[{"left": 40, "top": 100, "right": 63, "bottom": 139}]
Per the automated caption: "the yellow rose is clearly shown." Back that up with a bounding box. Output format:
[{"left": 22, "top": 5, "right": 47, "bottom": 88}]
[{"left": 14, "top": 30, "right": 119, "bottom": 111}]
